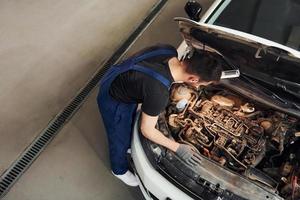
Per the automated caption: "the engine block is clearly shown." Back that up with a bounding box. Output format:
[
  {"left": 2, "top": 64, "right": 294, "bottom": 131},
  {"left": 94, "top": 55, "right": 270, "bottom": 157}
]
[
  {"left": 161, "top": 83, "right": 300, "bottom": 198},
  {"left": 167, "top": 84, "right": 266, "bottom": 170}
]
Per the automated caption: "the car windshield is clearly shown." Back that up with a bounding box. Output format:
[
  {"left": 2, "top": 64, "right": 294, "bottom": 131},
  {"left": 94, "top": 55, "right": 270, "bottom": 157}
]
[{"left": 213, "top": 0, "right": 300, "bottom": 52}]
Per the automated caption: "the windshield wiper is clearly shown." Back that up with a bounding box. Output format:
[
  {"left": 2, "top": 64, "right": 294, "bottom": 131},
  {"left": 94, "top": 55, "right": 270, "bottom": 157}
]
[
  {"left": 241, "top": 75, "right": 300, "bottom": 110},
  {"left": 242, "top": 76, "right": 289, "bottom": 105},
  {"left": 242, "top": 68, "right": 300, "bottom": 99},
  {"left": 274, "top": 77, "right": 300, "bottom": 98},
  {"left": 221, "top": 55, "right": 300, "bottom": 110}
]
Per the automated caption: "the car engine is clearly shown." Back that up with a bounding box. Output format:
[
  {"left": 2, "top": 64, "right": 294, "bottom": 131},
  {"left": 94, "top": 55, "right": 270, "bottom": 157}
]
[{"left": 161, "top": 83, "right": 300, "bottom": 199}]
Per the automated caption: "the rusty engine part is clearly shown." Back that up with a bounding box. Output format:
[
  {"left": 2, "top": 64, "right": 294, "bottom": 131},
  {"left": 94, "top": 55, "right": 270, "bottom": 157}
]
[
  {"left": 166, "top": 84, "right": 298, "bottom": 169},
  {"left": 160, "top": 83, "right": 300, "bottom": 198},
  {"left": 167, "top": 83, "right": 266, "bottom": 170}
]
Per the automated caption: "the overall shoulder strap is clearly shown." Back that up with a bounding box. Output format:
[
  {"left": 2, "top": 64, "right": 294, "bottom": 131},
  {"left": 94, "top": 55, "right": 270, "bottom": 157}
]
[
  {"left": 129, "top": 47, "right": 177, "bottom": 89},
  {"left": 132, "top": 47, "right": 177, "bottom": 63},
  {"left": 101, "top": 47, "right": 176, "bottom": 87},
  {"left": 132, "top": 64, "right": 171, "bottom": 89}
]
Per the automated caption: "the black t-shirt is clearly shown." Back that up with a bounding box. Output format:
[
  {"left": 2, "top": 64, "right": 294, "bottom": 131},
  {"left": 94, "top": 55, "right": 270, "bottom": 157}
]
[{"left": 109, "top": 45, "right": 177, "bottom": 116}]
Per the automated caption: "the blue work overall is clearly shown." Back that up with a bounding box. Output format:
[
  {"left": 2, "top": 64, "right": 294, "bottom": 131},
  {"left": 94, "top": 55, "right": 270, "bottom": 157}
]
[{"left": 97, "top": 48, "right": 177, "bottom": 175}]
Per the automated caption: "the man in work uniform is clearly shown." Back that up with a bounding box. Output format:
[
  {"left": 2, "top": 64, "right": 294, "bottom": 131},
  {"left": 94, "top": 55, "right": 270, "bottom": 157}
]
[{"left": 97, "top": 44, "right": 223, "bottom": 186}]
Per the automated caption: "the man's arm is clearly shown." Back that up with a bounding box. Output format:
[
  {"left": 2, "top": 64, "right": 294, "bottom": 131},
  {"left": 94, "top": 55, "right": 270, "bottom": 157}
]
[{"left": 140, "top": 112, "right": 180, "bottom": 152}]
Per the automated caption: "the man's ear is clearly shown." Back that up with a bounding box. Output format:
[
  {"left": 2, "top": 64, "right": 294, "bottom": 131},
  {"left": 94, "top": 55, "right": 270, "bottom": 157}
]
[{"left": 187, "top": 75, "right": 200, "bottom": 83}]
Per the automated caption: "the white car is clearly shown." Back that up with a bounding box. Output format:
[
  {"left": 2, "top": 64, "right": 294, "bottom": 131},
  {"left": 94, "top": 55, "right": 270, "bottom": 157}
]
[{"left": 131, "top": 1, "right": 300, "bottom": 199}]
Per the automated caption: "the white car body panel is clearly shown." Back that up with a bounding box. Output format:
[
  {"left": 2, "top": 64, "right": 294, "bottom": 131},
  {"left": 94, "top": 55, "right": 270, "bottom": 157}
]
[{"left": 131, "top": 111, "right": 193, "bottom": 200}]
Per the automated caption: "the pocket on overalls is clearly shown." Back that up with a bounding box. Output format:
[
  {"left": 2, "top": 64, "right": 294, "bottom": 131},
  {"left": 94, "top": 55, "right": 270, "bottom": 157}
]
[
  {"left": 114, "top": 102, "right": 125, "bottom": 124},
  {"left": 113, "top": 102, "right": 135, "bottom": 124}
]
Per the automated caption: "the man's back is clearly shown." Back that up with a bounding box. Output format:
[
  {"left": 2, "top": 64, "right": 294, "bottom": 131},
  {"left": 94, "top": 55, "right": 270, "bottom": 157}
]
[{"left": 109, "top": 45, "right": 176, "bottom": 116}]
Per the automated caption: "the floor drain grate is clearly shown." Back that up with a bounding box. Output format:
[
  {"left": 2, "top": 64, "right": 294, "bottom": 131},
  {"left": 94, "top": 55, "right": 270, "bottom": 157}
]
[{"left": 0, "top": 0, "right": 167, "bottom": 198}]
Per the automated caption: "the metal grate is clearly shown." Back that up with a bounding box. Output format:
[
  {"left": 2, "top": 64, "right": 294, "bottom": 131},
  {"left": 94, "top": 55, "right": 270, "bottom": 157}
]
[{"left": 0, "top": 0, "right": 168, "bottom": 198}]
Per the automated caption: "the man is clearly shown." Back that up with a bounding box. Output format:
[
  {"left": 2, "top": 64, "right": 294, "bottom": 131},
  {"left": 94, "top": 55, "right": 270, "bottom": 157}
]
[{"left": 97, "top": 44, "right": 222, "bottom": 186}]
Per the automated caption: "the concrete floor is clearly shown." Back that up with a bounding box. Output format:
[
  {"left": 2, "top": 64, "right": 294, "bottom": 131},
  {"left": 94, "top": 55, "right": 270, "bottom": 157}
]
[
  {"left": 0, "top": 0, "right": 157, "bottom": 175},
  {"left": 1, "top": 0, "right": 212, "bottom": 199}
]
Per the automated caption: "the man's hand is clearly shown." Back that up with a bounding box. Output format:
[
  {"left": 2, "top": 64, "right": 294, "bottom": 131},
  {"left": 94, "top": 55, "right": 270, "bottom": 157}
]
[{"left": 175, "top": 144, "right": 202, "bottom": 167}]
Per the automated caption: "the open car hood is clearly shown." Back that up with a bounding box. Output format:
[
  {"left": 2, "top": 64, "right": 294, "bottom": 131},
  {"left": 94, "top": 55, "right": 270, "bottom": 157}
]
[
  {"left": 175, "top": 17, "right": 300, "bottom": 83},
  {"left": 176, "top": 17, "right": 300, "bottom": 115}
]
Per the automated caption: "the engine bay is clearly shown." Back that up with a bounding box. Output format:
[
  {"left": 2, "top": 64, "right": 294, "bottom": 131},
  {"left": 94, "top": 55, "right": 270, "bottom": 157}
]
[{"left": 160, "top": 83, "right": 300, "bottom": 199}]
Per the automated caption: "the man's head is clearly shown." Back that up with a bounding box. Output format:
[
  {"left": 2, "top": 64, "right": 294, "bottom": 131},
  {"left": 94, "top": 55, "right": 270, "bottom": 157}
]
[{"left": 180, "top": 50, "right": 223, "bottom": 87}]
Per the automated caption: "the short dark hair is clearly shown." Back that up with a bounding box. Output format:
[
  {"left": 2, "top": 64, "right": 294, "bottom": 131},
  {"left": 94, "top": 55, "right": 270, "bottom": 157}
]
[{"left": 183, "top": 50, "right": 223, "bottom": 82}]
